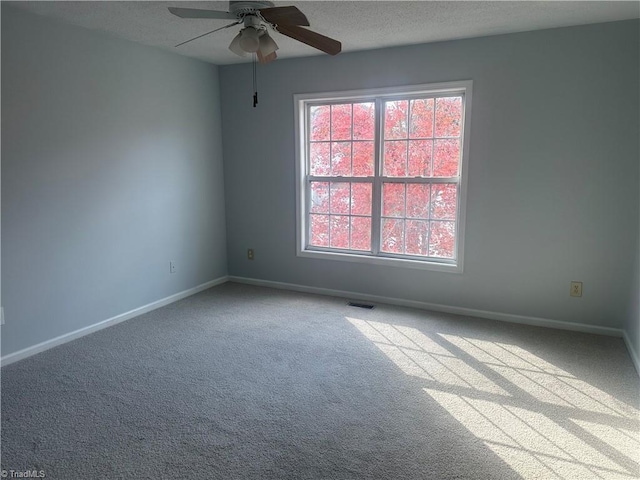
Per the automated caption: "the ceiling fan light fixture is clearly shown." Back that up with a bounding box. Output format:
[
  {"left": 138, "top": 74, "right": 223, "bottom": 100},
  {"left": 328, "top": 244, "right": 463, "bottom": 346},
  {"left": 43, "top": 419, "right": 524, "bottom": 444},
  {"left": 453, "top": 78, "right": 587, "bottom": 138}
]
[
  {"left": 228, "top": 32, "right": 247, "bottom": 57},
  {"left": 258, "top": 30, "right": 279, "bottom": 57},
  {"left": 239, "top": 27, "right": 260, "bottom": 53}
]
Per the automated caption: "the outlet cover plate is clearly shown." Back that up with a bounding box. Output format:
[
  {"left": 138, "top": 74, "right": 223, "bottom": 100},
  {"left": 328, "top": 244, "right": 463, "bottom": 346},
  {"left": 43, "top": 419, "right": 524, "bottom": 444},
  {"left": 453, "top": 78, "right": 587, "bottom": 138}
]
[{"left": 570, "top": 281, "right": 583, "bottom": 297}]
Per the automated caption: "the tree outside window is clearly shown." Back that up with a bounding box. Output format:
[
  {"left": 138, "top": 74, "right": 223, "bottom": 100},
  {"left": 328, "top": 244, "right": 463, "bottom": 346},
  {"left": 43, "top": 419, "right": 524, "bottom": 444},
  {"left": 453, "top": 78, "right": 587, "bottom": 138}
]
[{"left": 296, "top": 82, "right": 471, "bottom": 272}]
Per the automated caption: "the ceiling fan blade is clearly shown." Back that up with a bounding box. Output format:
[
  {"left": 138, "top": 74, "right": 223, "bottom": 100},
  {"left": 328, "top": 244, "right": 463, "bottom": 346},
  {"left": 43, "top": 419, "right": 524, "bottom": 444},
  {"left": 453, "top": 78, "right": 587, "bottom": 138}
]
[
  {"left": 260, "top": 6, "right": 309, "bottom": 26},
  {"left": 276, "top": 25, "right": 341, "bottom": 56},
  {"left": 168, "top": 7, "right": 236, "bottom": 20},
  {"left": 257, "top": 50, "right": 277, "bottom": 64},
  {"left": 174, "top": 21, "right": 241, "bottom": 48}
]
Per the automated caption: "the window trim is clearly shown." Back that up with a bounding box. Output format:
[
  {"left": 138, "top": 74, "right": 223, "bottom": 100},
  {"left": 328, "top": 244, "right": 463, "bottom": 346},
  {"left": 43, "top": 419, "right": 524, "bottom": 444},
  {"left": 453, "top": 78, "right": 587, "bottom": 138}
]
[{"left": 294, "top": 81, "right": 473, "bottom": 274}]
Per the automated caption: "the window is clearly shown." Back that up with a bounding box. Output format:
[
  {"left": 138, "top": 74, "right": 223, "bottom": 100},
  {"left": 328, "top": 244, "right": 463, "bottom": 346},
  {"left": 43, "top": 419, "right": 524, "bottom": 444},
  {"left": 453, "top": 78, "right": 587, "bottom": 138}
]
[{"left": 295, "top": 81, "right": 472, "bottom": 273}]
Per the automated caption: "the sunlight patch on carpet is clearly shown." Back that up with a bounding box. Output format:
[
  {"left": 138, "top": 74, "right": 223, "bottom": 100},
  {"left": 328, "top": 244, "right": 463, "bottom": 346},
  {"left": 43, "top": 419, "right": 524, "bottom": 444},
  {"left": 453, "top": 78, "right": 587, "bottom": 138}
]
[
  {"left": 346, "top": 317, "right": 508, "bottom": 395},
  {"left": 346, "top": 316, "right": 640, "bottom": 480}
]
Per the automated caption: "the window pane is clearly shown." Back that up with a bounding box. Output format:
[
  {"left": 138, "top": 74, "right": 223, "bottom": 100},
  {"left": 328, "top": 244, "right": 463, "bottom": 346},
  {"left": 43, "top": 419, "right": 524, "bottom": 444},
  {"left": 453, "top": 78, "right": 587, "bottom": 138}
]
[
  {"left": 433, "top": 139, "right": 460, "bottom": 177},
  {"left": 310, "top": 214, "right": 329, "bottom": 247},
  {"left": 406, "top": 184, "right": 430, "bottom": 219},
  {"left": 331, "top": 104, "right": 352, "bottom": 141},
  {"left": 353, "top": 141, "right": 374, "bottom": 177},
  {"left": 310, "top": 142, "right": 330, "bottom": 176},
  {"left": 382, "top": 183, "right": 405, "bottom": 217},
  {"left": 384, "top": 100, "right": 408, "bottom": 139},
  {"left": 382, "top": 218, "right": 404, "bottom": 253},
  {"left": 435, "top": 96, "right": 462, "bottom": 137},
  {"left": 310, "top": 182, "right": 329, "bottom": 213},
  {"left": 351, "top": 217, "right": 371, "bottom": 251},
  {"left": 410, "top": 99, "right": 434, "bottom": 138},
  {"left": 310, "top": 105, "right": 330, "bottom": 141},
  {"left": 331, "top": 142, "right": 351, "bottom": 176},
  {"left": 429, "top": 221, "right": 455, "bottom": 258},
  {"left": 406, "top": 220, "right": 429, "bottom": 256},
  {"left": 330, "top": 182, "right": 350, "bottom": 214},
  {"left": 330, "top": 215, "right": 349, "bottom": 249},
  {"left": 353, "top": 102, "right": 375, "bottom": 140},
  {"left": 408, "top": 140, "right": 432, "bottom": 177},
  {"left": 304, "top": 89, "right": 466, "bottom": 263},
  {"left": 431, "top": 184, "right": 457, "bottom": 220},
  {"left": 351, "top": 183, "right": 372, "bottom": 216},
  {"left": 383, "top": 141, "right": 407, "bottom": 177}
]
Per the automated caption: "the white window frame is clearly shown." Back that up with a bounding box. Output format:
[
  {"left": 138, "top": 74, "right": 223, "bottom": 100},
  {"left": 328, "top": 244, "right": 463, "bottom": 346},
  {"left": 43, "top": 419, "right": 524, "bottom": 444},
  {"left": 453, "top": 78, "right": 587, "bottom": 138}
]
[{"left": 294, "top": 81, "right": 472, "bottom": 273}]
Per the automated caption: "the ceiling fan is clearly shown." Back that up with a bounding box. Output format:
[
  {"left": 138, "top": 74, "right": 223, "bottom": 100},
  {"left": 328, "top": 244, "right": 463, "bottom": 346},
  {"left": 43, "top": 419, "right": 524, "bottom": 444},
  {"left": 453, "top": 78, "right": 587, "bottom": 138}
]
[{"left": 168, "top": 1, "right": 342, "bottom": 64}]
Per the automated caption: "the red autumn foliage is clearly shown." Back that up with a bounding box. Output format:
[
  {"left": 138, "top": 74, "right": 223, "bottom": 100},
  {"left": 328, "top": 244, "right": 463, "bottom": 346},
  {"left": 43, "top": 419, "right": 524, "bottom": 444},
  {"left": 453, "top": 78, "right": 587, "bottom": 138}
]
[{"left": 308, "top": 96, "right": 462, "bottom": 259}]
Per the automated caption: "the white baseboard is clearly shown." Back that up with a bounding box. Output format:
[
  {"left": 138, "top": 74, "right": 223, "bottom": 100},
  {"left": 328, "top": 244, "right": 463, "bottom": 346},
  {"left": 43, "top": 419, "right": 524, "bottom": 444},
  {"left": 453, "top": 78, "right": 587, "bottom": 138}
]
[
  {"left": 5, "top": 274, "right": 636, "bottom": 377},
  {"left": 1, "top": 276, "right": 229, "bottom": 367},
  {"left": 228, "top": 276, "right": 625, "bottom": 338},
  {"left": 622, "top": 330, "right": 640, "bottom": 376}
]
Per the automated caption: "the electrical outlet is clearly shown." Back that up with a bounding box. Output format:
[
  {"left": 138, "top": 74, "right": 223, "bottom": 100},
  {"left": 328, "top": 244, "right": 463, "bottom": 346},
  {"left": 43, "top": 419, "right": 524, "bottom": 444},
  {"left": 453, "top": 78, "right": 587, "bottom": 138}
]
[
  {"left": 170, "top": 261, "right": 176, "bottom": 274},
  {"left": 570, "top": 281, "right": 582, "bottom": 297},
  {"left": 247, "top": 249, "right": 254, "bottom": 260}
]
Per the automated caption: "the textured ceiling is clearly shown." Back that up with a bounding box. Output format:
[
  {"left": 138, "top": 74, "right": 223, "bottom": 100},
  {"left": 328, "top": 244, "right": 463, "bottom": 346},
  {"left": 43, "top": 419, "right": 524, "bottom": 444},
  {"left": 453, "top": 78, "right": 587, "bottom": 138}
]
[{"left": 9, "top": 1, "right": 640, "bottom": 65}]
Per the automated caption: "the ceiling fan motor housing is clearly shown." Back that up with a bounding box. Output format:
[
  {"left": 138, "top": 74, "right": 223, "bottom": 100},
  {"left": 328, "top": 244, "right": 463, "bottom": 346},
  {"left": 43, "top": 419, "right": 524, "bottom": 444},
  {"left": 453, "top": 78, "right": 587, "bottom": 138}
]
[
  {"left": 242, "top": 15, "right": 265, "bottom": 30},
  {"left": 229, "top": 1, "right": 275, "bottom": 18}
]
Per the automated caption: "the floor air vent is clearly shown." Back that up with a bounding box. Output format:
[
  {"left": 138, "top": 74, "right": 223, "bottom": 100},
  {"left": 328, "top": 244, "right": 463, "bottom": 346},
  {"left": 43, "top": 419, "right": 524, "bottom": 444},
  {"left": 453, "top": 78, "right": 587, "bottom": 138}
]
[{"left": 348, "top": 302, "right": 375, "bottom": 309}]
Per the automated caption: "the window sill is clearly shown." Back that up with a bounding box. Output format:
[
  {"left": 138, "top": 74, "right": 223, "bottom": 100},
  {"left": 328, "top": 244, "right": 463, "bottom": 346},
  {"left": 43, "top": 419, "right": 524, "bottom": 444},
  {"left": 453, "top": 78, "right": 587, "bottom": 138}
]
[{"left": 297, "top": 248, "right": 463, "bottom": 273}]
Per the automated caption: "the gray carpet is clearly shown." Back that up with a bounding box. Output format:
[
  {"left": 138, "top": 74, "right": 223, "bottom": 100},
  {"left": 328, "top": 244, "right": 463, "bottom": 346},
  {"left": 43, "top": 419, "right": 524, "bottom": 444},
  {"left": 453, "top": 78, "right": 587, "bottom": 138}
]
[{"left": 2, "top": 282, "right": 639, "bottom": 479}]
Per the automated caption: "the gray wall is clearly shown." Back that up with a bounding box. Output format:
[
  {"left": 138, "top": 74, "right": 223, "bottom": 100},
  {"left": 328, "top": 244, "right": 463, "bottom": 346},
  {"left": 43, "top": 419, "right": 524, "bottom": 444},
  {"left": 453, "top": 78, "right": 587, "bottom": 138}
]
[
  {"left": 628, "top": 189, "right": 640, "bottom": 363},
  {"left": 220, "top": 20, "right": 639, "bottom": 329},
  {"left": 1, "top": 6, "right": 228, "bottom": 356}
]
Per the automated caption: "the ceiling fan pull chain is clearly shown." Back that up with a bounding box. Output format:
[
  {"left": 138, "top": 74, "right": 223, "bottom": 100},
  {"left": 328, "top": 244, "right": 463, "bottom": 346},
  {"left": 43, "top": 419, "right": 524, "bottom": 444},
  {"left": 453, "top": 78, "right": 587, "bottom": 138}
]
[{"left": 252, "top": 53, "right": 259, "bottom": 108}]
